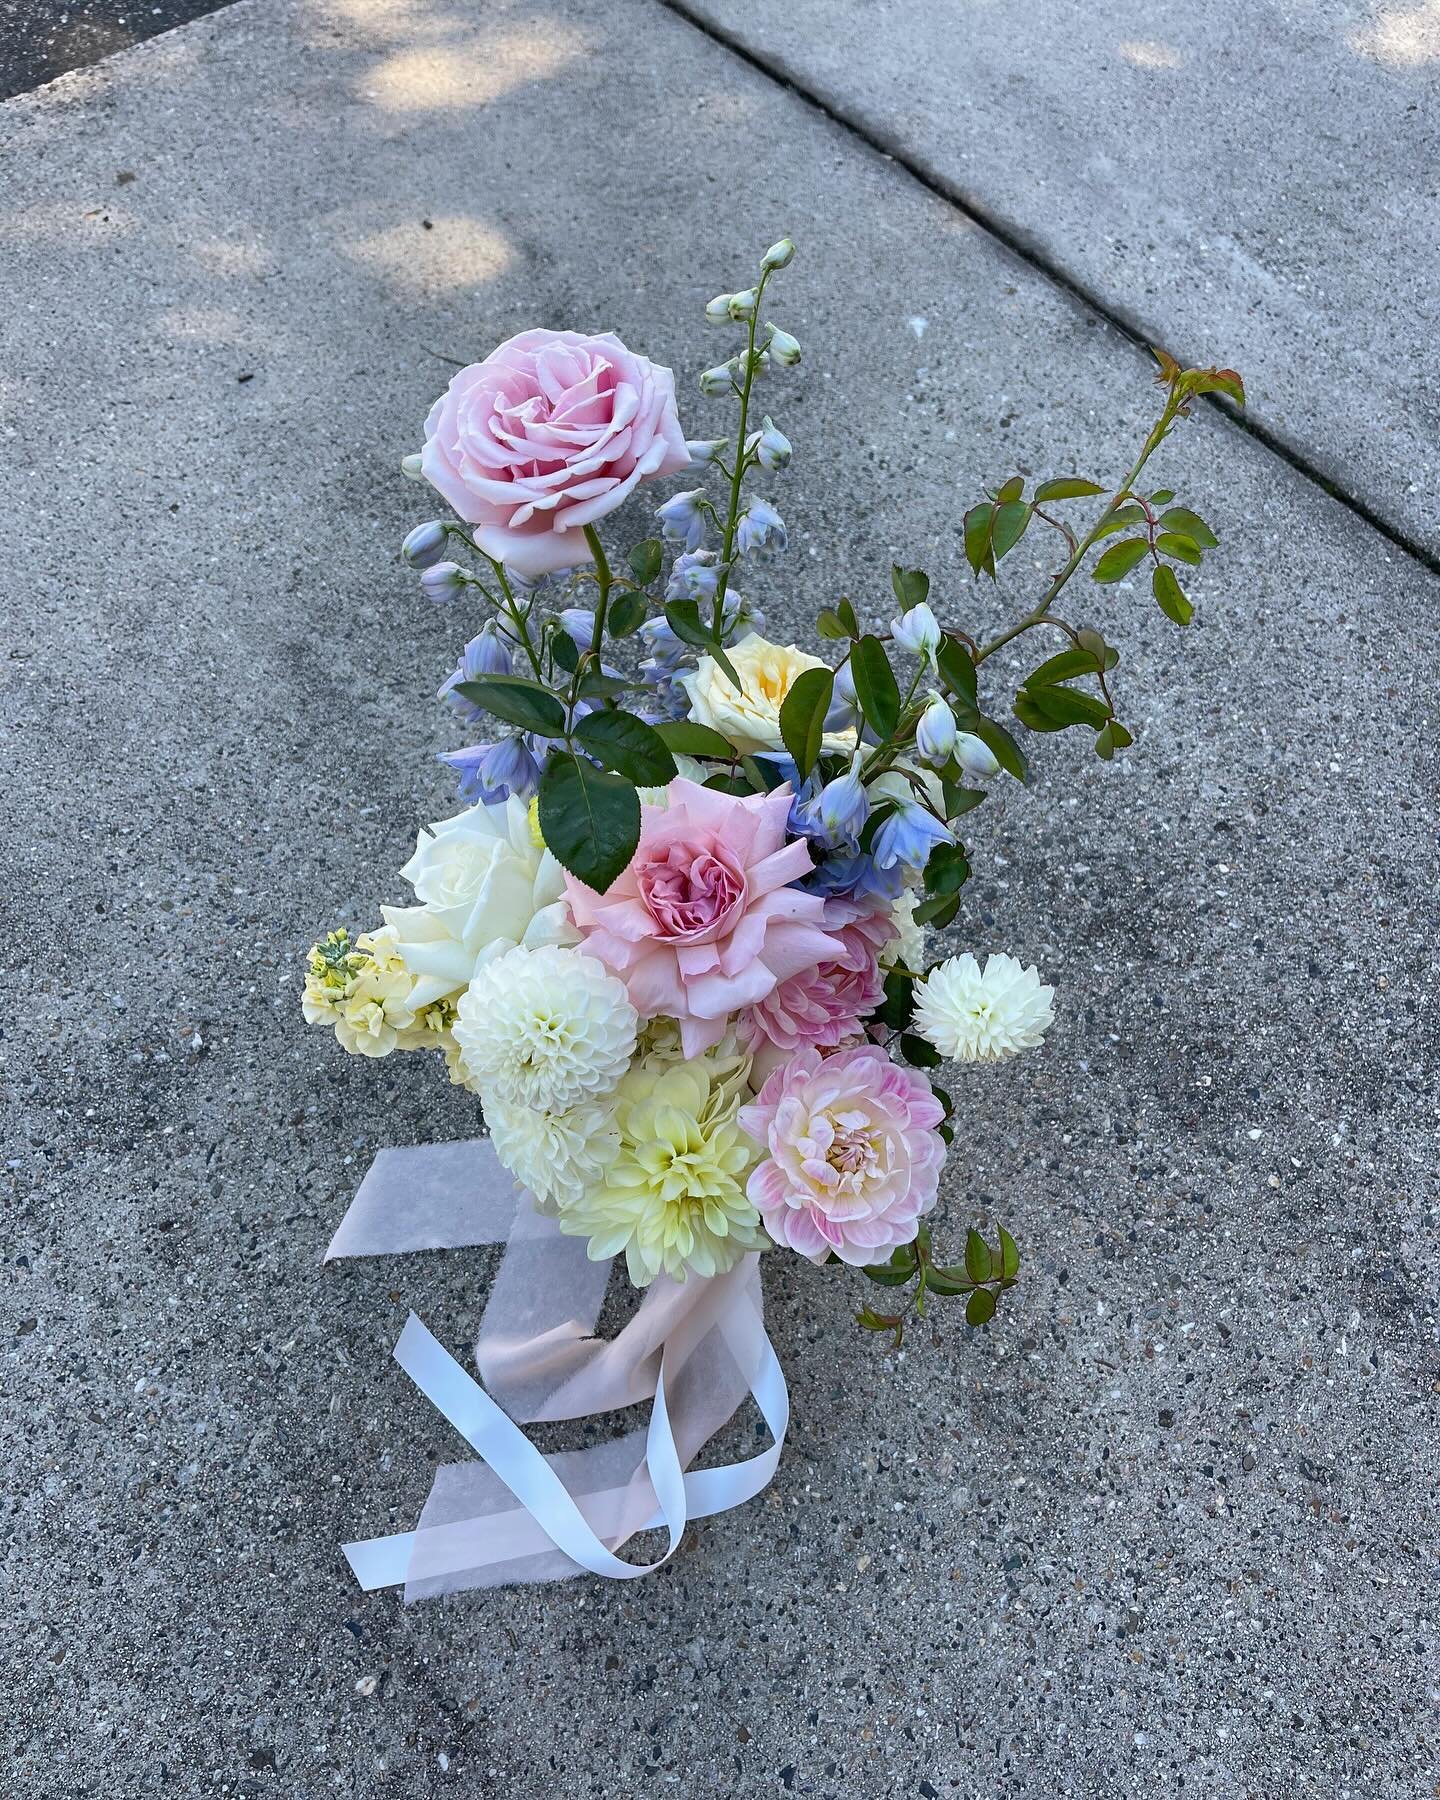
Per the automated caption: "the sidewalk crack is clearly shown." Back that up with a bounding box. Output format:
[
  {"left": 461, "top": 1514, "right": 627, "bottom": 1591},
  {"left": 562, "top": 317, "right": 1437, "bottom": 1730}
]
[{"left": 658, "top": 0, "right": 1440, "bottom": 578}]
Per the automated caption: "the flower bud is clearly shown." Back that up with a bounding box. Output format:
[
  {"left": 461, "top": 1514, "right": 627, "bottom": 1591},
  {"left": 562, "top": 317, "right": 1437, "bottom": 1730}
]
[
  {"left": 665, "top": 548, "right": 725, "bottom": 604},
  {"left": 418, "top": 560, "right": 467, "bottom": 603},
  {"left": 466, "top": 623, "right": 514, "bottom": 678},
  {"left": 557, "top": 607, "right": 596, "bottom": 654},
  {"left": 891, "top": 601, "right": 941, "bottom": 665},
  {"left": 735, "top": 499, "right": 787, "bottom": 557},
  {"left": 761, "top": 237, "right": 796, "bottom": 271},
  {"left": 954, "top": 730, "right": 1001, "bottom": 781},
  {"left": 817, "top": 770, "right": 869, "bottom": 847},
  {"left": 704, "top": 293, "right": 735, "bottom": 326},
  {"left": 402, "top": 520, "right": 449, "bottom": 570},
  {"left": 728, "top": 288, "right": 758, "bottom": 322},
  {"left": 400, "top": 452, "right": 424, "bottom": 482},
  {"left": 749, "top": 416, "right": 792, "bottom": 472},
  {"left": 685, "top": 438, "right": 729, "bottom": 466},
  {"left": 699, "top": 360, "right": 738, "bottom": 397},
  {"left": 655, "top": 487, "right": 709, "bottom": 552},
  {"left": 916, "top": 695, "right": 958, "bottom": 767},
  {"left": 764, "top": 324, "right": 801, "bottom": 367}
]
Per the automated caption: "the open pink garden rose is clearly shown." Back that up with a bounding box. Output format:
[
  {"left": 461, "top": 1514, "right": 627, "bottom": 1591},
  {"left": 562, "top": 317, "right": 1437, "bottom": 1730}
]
[
  {"left": 420, "top": 329, "right": 690, "bottom": 576},
  {"left": 563, "top": 779, "right": 844, "bottom": 1058}
]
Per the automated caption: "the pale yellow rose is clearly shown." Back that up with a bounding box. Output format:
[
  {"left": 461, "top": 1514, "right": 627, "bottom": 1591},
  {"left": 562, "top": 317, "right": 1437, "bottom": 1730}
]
[{"left": 679, "top": 633, "right": 857, "bottom": 757}]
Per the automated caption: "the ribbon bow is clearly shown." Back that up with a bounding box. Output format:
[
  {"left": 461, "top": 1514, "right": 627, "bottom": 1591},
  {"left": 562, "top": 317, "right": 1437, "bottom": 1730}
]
[{"left": 326, "top": 1139, "right": 788, "bottom": 1597}]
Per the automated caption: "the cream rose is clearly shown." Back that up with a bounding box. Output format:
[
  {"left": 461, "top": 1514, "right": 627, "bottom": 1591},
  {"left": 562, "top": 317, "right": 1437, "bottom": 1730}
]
[
  {"left": 679, "top": 633, "right": 857, "bottom": 756},
  {"left": 381, "top": 797, "right": 576, "bottom": 1008}
]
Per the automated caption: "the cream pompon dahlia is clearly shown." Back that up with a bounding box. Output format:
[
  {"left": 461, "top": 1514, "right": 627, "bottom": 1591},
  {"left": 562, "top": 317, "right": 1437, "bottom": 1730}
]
[
  {"left": 556, "top": 1040, "right": 766, "bottom": 1285},
  {"left": 911, "top": 953, "right": 1053, "bottom": 1063},
  {"left": 453, "top": 944, "right": 639, "bottom": 1113}
]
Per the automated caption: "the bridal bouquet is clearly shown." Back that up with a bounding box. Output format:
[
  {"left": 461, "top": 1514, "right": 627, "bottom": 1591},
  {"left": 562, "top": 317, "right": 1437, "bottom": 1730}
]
[{"left": 304, "top": 240, "right": 1239, "bottom": 1589}]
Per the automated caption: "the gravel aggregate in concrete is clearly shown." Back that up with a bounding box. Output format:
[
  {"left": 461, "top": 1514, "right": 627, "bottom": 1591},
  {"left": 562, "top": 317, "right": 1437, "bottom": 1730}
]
[{"left": 3, "top": 1, "right": 1437, "bottom": 1793}]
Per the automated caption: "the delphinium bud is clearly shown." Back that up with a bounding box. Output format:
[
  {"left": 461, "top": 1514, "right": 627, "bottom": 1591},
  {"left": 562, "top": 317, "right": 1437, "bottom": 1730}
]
[
  {"left": 891, "top": 601, "right": 941, "bottom": 666},
  {"left": 761, "top": 238, "right": 796, "bottom": 271},
  {"left": 655, "top": 488, "right": 709, "bottom": 553},
  {"left": 764, "top": 324, "right": 801, "bottom": 367},
  {"left": 954, "top": 731, "right": 1001, "bottom": 781},
  {"left": 916, "top": 694, "right": 958, "bottom": 767},
  {"left": 704, "top": 294, "right": 735, "bottom": 326},
  {"left": 418, "top": 560, "right": 467, "bottom": 603},
  {"left": 685, "top": 438, "right": 729, "bottom": 466},
  {"left": 817, "top": 769, "right": 869, "bottom": 847},
  {"left": 728, "top": 289, "right": 758, "bottom": 322},
  {"left": 735, "top": 499, "right": 786, "bottom": 556},
  {"left": 749, "top": 416, "right": 792, "bottom": 472},
  {"left": 400, "top": 452, "right": 424, "bottom": 482},
  {"left": 699, "top": 360, "right": 739, "bottom": 397},
  {"left": 402, "top": 520, "right": 450, "bottom": 569},
  {"left": 665, "top": 549, "right": 725, "bottom": 604}
]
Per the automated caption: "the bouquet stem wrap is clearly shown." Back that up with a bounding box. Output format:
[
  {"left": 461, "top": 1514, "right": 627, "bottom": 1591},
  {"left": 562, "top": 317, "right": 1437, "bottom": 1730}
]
[{"left": 327, "top": 1140, "right": 789, "bottom": 1596}]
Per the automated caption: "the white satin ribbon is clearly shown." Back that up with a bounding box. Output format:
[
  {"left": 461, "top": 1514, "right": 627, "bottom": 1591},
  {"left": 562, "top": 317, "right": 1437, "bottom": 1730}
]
[{"left": 326, "top": 1139, "right": 788, "bottom": 1595}]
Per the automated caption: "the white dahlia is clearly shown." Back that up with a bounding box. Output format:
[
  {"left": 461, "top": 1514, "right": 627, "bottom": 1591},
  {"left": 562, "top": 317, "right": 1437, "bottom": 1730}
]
[
  {"left": 453, "top": 944, "right": 638, "bottom": 1112},
  {"left": 912, "top": 952, "right": 1054, "bottom": 1063},
  {"left": 485, "top": 1096, "right": 621, "bottom": 1215}
]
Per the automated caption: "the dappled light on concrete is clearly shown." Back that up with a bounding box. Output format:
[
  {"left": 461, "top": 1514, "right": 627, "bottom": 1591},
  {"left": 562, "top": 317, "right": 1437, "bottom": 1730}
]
[
  {"left": 360, "top": 23, "right": 591, "bottom": 112},
  {"left": 1116, "top": 39, "right": 1184, "bottom": 69},
  {"left": 1346, "top": 1, "right": 1440, "bottom": 67},
  {"left": 344, "top": 214, "right": 513, "bottom": 298}
]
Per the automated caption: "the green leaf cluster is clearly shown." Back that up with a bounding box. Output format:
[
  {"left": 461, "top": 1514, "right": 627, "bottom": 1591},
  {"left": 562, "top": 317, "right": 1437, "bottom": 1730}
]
[{"left": 857, "top": 1222, "right": 1021, "bottom": 1344}]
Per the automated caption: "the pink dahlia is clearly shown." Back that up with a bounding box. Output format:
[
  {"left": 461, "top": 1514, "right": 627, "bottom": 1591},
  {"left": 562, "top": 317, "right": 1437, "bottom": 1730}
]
[
  {"left": 564, "top": 779, "right": 843, "bottom": 1058},
  {"left": 743, "top": 902, "right": 895, "bottom": 1053},
  {"left": 739, "top": 1044, "right": 946, "bottom": 1265}
]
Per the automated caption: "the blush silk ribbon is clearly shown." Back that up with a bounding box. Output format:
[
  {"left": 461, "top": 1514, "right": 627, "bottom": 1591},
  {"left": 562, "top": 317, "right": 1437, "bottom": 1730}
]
[{"left": 325, "top": 1139, "right": 788, "bottom": 1597}]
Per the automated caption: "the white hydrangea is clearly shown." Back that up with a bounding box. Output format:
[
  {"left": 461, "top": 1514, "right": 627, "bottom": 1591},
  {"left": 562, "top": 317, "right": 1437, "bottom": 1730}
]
[
  {"left": 912, "top": 953, "right": 1053, "bottom": 1063},
  {"left": 453, "top": 944, "right": 638, "bottom": 1113},
  {"left": 485, "top": 1096, "right": 621, "bottom": 1215}
]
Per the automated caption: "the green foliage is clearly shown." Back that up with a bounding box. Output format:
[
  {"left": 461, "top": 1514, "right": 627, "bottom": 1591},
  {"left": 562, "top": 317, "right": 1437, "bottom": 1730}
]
[
  {"left": 453, "top": 675, "right": 567, "bottom": 736},
  {"left": 858, "top": 1222, "right": 1021, "bottom": 1342},
  {"left": 935, "top": 633, "right": 978, "bottom": 707},
  {"left": 573, "top": 711, "right": 676, "bottom": 786},
  {"left": 627, "top": 537, "right": 664, "bottom": 585},
  {"left": 1091, "top": 537, "right": 1150, "bottom": 584},
  {"left": 538, "top": 754, "right": 641, "bottom": 894},
  {"left": 607, "top": 590, "right": 648, "bottom": 638},
  {"left": 850, "top": 635, "right": 901, "bottom": 737},
  {"left": 1152, "top": 564, "right": 1192, "bottom": 626},
  {"left": 1034, "top": 477, "right": 1104, "bottom": 502},
  {"left": 891, "top": 565, "right": 930, "bottom": 610},
  {"left": 653, "top": 719, "right": 735, "bottom": 758},
  {"left": 778, "top": 664, "right": 834, "bottom": 780}
]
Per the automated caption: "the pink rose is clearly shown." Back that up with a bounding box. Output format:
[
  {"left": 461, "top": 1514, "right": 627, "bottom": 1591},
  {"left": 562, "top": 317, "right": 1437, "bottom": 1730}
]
[
  {"left": 743, "top": 902, "right": 895, "bottom": 1053},
  {"left": 739, "top": 1044, "right": 946, "bottom": 1265},
  {"left": 421, "top": 329, "right": 690, "bottom": 577},
  {"left": 564, "top": 779, "right": 844, "bottom": 1059}
]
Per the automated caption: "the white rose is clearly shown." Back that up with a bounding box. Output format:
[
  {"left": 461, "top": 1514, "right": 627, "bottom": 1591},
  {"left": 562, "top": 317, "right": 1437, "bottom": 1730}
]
[
  {"left": 382, "top": 797, "right": 575, "bottom": 1007},
  {"left": 679, "top": 633, "right": 857, "bottom": 756}
]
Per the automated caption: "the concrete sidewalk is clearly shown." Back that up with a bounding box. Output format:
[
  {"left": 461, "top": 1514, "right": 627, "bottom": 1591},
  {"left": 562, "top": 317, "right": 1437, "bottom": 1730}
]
[
  {"left": 682, "top": 0, "right": 1440, "bottom": 560},
  {"left": 3, "top": 0, "right": 1436, "bottom": 1794}
]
